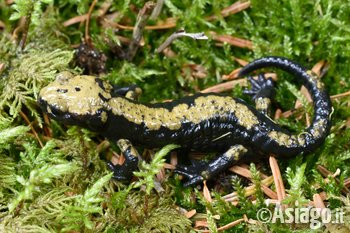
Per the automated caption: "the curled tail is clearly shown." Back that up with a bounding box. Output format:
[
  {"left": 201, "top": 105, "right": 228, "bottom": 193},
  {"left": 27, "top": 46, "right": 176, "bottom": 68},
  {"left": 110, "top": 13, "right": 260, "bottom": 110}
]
[{"left": 239, "top": 56, "right": 332, "bottom": 155}]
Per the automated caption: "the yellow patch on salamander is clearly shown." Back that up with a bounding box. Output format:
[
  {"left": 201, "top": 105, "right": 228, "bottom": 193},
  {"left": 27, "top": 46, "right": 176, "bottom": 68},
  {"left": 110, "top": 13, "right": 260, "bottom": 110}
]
[
  {"left": 306, "top": 70, "right": 324, "bottom": 90},
  {"left": 108, "top": 95, "right": 259, "bottom": 131},
  {"left": 268, "top": 130, "right": 306, "bottom": 147},
  {"left": 310, "top": 119, "right": 327, "bottom": 138},
  {"left": 255, "top": 97, "right": 271, "bottom": 112}
]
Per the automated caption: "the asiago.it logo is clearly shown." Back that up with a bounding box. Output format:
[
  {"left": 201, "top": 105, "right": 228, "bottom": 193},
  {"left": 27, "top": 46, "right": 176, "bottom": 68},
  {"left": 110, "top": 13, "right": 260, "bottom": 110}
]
[{"left": 256, "top": 204, "right": 345, "bottom": 229}]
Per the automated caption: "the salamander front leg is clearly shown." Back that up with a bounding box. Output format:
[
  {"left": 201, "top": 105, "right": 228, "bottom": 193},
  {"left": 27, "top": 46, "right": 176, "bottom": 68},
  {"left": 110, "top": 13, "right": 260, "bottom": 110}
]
[
  {"left": 107, "top": 139, "right": 139, "bottom": 182},
  {"left": 175, "top": 145, "right": 248, "bottom": 187},
  {"left": 244, "top": 73, "right": 275, "bottom": 115},
  {"left": 111, "top": 84, "right": 142, "bottom": 100}
]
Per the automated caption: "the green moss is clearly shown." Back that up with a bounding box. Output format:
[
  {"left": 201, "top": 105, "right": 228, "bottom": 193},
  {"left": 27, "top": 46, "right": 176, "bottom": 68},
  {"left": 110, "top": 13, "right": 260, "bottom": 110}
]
[{"left": 0, "top": 0, "right": 350, "bottom": 232}]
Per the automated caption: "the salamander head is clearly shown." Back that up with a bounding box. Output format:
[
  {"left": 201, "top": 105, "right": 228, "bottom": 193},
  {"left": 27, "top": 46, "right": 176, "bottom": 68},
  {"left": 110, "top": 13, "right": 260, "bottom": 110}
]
[{"left": 38, "top": 72, "right": 112, "bottom": 130}]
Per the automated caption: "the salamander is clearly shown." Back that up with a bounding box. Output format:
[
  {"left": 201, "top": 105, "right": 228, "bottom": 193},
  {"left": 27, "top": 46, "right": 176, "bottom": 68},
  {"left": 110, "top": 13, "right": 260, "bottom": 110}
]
[{"left": 38, "top": 57, "right": 332, "bottom": 186}]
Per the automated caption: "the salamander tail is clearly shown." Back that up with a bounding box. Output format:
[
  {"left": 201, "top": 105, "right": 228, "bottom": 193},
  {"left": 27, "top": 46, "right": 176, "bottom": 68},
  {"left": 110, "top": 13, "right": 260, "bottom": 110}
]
[{"left": 239, "top": 56, "right": 332, "bottom": 154}]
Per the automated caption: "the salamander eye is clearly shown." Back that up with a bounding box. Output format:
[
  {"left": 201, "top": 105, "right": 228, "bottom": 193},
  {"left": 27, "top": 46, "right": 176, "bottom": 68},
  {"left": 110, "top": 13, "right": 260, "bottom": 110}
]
[
  {"left": 75, "top": 87, "right": 81, "bottom": 91},
  {"left": 50, "top": 105, "right": 65, "bottom": 117},
  {"left": 57, "top": 89, "right": 68, "bottom": 93}
]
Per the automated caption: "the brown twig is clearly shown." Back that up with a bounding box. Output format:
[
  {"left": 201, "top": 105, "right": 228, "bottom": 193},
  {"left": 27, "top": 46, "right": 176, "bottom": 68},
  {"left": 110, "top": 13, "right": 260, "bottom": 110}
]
[
  {"left": 63, "top": 14, "right": 88, "bottom": 27},
  {"left": 261, "top": 185, "right": 278, "bottom": 199},
  {"left": 313, "top": 193, "right": 326, "bottom": 209},
  {"left": 0, "top": 20, "right": 5, "bottom": 29},
  {"left": 63, "top": 2, "right": 111, "bottom": 27},
  {"left": 206, "top": 1, "right": 251, "bottom": 21},
  {"left": 229, "top": 165, "right": 268, "bottom": 179},
  {"left": 234, "top": 57, "right": 249, "bottom": 66},
  {"left": 96, "top": 140, "right": 110, "bottom": 154},
  {"left": 156, "top": 166, "right": 166, "bottom": 183},
  {"left": 269, "top": 156, "right": 286, "bottom": 203},
  {"left": 97, "top": 1, "right": 112, "bottom": 18},
  {"left": 201, "top": 79, "right": 247, "bottom": 93},
  {"left": 184, "top": 209, "right": 196, "bottom": 218},
  {"left": 228, "top": 164, "right": 277, "bottom": 200},
  {"left": 42, "top": 113, "right": 52, "bottom": 138},
  {"left": 331, "top": 90, "right": 350, "bottom": 99},
  {"left": 317, "top": 164, "right": 335, "bottom": 177},
  {"left": 20, "top": 111, "right": 43, "bottom": 148},
  {"left": 195, "top": 220, "right": 209, "bottom": 229},
  {"left": 311, "top": 60, "right": 329, "bottom": 78},
  {"left": 106, "top": 17, "right": 177, "bottom": 30},
  {"left": 0, "top": 63, "right": 5, "bottom": 73},
  {"left": 274, "top": 109, "right": 282, "bottom": 120},
  {"left": 163, "top": 163, "right": 176, "bottom": 169},
  {"left": 294, "top": 85, "right": 312, "bottom": 109},
  {"left": 222, "top": 56, "right": 270, "bottom": 81},
  {"left": 85, "top": 0, "right": 98, "bottom": 46},
  {"left": 127, "top": 1, "right": 155, "bottom": 61},
  {"left": 317, "top": 165, "right": 350, "bottom": 194},
  {"left": 150, "top": 0, "right": 164, "bottom": 20},
  {"left": 203, "top": 181, "right": 212, "bottom": 203},
  {"left": 210, "top": 31, "right": 253, "bottom": 49},
  {"left": 311, "top": 60, "right": 326, "bottom": 77},
  {"left": 18, "top": 12, "right": 32, "bottom": 50},
  {"left": 222, "top": 68, "right": 241, "bottom": 80},
  {"left": 198, "top": 218, "right": 245, "bottom": 232},
  {"left": 223, "top": 176, "right": 274, "bottom": 202},
  {"left": 344, "top": 178, "right": 350, "bottom": 188}
]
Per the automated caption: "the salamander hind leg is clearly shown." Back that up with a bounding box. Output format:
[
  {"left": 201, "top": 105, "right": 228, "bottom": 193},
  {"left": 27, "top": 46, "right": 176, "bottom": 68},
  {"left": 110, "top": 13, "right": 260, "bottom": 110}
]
[
  {"left": 243, "top": 73, "right": 275, "bottom": 115},
  {"left": 107, "top": 139, "right": 140, "bottom": 182},
  {"left": 175, "top": 145, "right": 248, "bottom": 187}
]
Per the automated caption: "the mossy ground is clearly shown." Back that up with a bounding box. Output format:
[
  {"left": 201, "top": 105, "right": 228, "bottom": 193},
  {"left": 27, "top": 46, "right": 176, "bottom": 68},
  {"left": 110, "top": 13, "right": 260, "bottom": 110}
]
[{"left": 1, "top": 0, "right": 350, "bottom": 232}]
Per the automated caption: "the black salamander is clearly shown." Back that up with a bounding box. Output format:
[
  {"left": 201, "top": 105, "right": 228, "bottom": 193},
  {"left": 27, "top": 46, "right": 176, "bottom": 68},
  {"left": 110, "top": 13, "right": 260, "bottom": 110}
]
[{"left": 38, "top": 57, "right": 332, "bottom": 186}]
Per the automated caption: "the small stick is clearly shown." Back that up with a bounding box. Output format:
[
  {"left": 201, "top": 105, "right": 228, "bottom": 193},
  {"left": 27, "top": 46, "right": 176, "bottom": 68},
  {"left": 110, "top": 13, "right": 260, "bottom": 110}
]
[
  {"left": 223, "top": 176, "right": 274, "bottom": 202},
  {"left": 150, "top": 0, "right": 164, "bottom": 20},
  {"left": 106, "top": 17, "right": 177, "bottom": 30},
  {"left": 229, "top": 165, "right": 268, "bottom": 179},
  {"left": 20, "top": 111, "right": 43, "bottom": 148},
  {"left": 210, "top": 32, "right": 253, "bottom": 49},
  {"left": 201, "top": 79, "right": 247, "bottom": 93},
  {"left": 203, "top": 180, "right": 212, "bottom": 203},
  {"left": 63, "top": 14, "right": 88, "bottom": 27},
  {"left": 261, "top": 185, "right": 278, "bottom": 199},
  {"left": 85, "top": 0, "right": 98, "bottom": 46},
  {"left": 317, "top": 165, "right": 350, "bottom": 194},
  {"left": 96, "top": 140, "right": 110, "bottom": 153},
  {"left": 127, "top": 1, "right": 155, "bottom": 61},
  {"left": 331, "top": 90, "right": 350, "bottom": 99},
  {"left": 269, "top": 156, "right": 286, "bottom": 205},
  {"left": 18, "top": 13, "right": 32, "bottom": 50},
  {"left": 206, "top": 1, "right": 251, "bottom": 21},
  {"left": 0, "top": 20, "right": 5, "bottom": 29},
  {"left": 184, "top": 209, "right": 196, "bottom": 218},
  {"left": 311, "top": 60, "right": 326, "bottom": 77},
  {"left": 43, "top": 113, "right": 52, "bottom": 137},
  {"left": 0, "top": 63, "right": 5, "bottom": 73},
  {"left": 97, "top": 1, "right": 112, "bottom": 17},
  {"left": 64, "top": 2, "right": 111, "bottom": 27},
  {"left": 156, "top": 29, "right": 208, "bottom": 53},
  {"left": 222, "top": 68, "right": 241, "bottom": 80},
  {"left": 198, "top": 218, "right": 245, "bottom": 232},
  {"left": 344, "top": 178, "right": 350, "bottom": 188}
]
